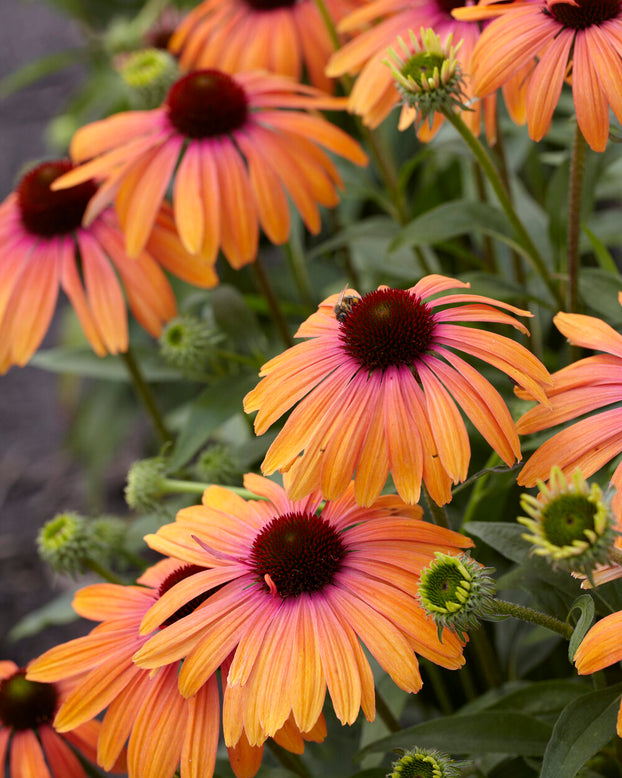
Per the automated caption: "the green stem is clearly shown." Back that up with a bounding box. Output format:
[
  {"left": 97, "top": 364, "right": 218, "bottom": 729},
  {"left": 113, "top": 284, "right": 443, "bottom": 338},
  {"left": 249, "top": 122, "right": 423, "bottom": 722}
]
[
  {"left": 472, "top": 161, "right": 497, "bottom": 273},
  {"left": 160, "top": 479, "right": 267, "bottom": 501},
  {"left": 469, "top": 626, "right": 503, "bottom": 689},
  {"left": 252, "top": 259, "right": 293, "bottom": 349},
  {"left": 212, "top": 348, "right": 262, "bottom": 369},
  {"left": 375, "top": 688, "right": 401, "bottom": 733},
  {"left": 312, "top": 0, "right": 341, "bottom": 51},
  {"left": 422, "top": 660, "right": 453, "bottom": 715},
  {"left": 84, "top": 559, "right": 125, "bottom": 585},
  {"left": 266, "top": 740, "right": 311, "bottom": 778},
  {"left": 444, "top": 111, "right": 562, "bottom": 308},
  {"left": 492, "top": 599, "right": 573, "bottom": 639},
  {"left": 567, "top": 124, "right": 587, "bottom": 315},
  {"left": 422, "top": 485, "right": 450, "bottom": 529},
  {"left": 120, "top": 349, "right": 172, "bottom": 445},
  {"left": 284, "top": 238, "right": 315, "bottom": 312}
]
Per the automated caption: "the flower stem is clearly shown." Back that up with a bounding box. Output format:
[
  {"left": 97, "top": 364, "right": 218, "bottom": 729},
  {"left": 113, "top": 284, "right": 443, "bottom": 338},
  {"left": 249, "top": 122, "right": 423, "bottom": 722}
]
[
  {"left": 375, "top": 688, "right": 402, "bottom": 732},
  {"left": 492, "top": 599, "right": 573, "bottom": 639},
  {"left": 422, "top": 485, "right": 450, "bottom": 529},
  {"left": 312, "top": 0, "right": 340, "bottom": 51},
  {"left": 252, "top": 258, "right": 294, "bottom": 349},
  {"left": 444, "top": 111, "right": 562, "bottom": 308},
  {"left": 161, "top": 478, "right": 267, "bottom": 501},
  {"left": 84, "top": 558, "right": 125, "bottom": 585},
  {"left": 567, "top": 124, "right": 587, "bottom": 314},
  {"left": 266, "top": 740, "right": 312, "bottom": 778},
  {"left": 284, "top": 237, "right": 315, "bottom": 312},
  {"left": 120, "top": 348, "right": 172, "bottom": 445}
]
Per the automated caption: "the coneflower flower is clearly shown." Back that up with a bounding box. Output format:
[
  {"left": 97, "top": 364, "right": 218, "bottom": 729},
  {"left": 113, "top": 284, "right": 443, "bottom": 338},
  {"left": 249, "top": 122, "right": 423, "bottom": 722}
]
[
  {"left": 27, "top": 558, "right": 324, "bottom": 778},
  {"left": 53, "top": 70, "right": 367, "bottom": 264},
  {"left": 168, "top": 0, "right": 365, "bottom": 92},
  {"left": 133, "top": 474, "right": 472, "bottom": 746},
  {"left": 244, "top": 276, "right": 550, "bottom": 506},
  {"left": 454, "top": 0, "right": 622, "bottom": 151},
  {"left": 0, "top": 160, "right": 217, "bottom": 372},
  {"left": 0, "top": 660, "right": 123, "bottom": 777}
]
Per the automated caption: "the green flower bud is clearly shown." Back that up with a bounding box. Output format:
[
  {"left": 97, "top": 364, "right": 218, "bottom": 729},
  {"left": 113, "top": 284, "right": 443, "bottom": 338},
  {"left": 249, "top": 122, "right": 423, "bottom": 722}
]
[
  {"left": 159, "top": 314, "right": 218, "bottom": 378},
  {"left": 125, "top": 456, "right": 167, "bottom": 512},
  {"left": 193, "top": 443, "right": 241, "bottom": 485},
  {"left": 519, "top": 467, "right": 617, "bottom": 576},
  {"left": 384, "top": 28, "right": 468, "bottom": 127},
  {"left": 90, "top": 516, "right": 127, "bottom": 566},
  {"left": 418, "top": 552, "right": 496, "bottom": 640},
  {"left": 118, "top": 48, "right": 180, "bottom": 109},
  {"left": 37, "top": 513, "right": 96, "bottom": 577},
  {"left": 388, "top": 747, "right": 462, "bottom": 778}
]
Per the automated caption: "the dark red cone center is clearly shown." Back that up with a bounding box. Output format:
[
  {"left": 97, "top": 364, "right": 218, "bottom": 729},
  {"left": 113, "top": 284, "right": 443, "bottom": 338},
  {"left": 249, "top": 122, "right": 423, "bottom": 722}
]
[
  {"left": 0, "top": 670, "right": 57, "bottom": 731},
  {"left": 157, "top": 564, "right": 214, "bottom": 627},
  {"left": 245, "top": 0, "right": 297, "bottom": 9},
  {"left": 17, "top": 160, "right": 97, "bottom": 238},
  {"left": 338, "top": 288, "right": 436, "bottom": 372},
  {"left": 166, "top": 70, "right": 249, "bottom": 138},
  {"left": 547, "top": 0, "right": 620, "bottom": 29},
  {"left": 250, "top": 512, "right": 346, "bottom": 598}
]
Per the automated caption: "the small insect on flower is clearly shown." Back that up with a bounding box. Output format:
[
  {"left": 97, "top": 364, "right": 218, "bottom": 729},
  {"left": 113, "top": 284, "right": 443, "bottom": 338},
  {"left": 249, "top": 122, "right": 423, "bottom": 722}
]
[{"left": 333, "top": 287, "right": 361, "bottom": 323}]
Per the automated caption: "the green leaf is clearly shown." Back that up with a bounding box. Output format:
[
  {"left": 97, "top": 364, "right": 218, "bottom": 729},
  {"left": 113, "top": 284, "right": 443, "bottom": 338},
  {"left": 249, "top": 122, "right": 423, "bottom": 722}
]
[
  {"left": 390, "top": 200, "right": 519, "bottom": 253},
  {"left": 567, "top": 594, "right": 595, "bottom": 661},
  {"left": 464, "top": 521, "right": 530, "bottom": 564},
  {"left": 487, "top": 680, "right": 593, "bottom": 719},
  {"left": 30, "top": 346, "right": 181, "bottom": 381},
  {"left": 9, "top": 590, "right": 78, "bottom": 641},
  {"left": 0, "top": 49, "right": 83, "bottom": 98},
  {"left": 168, "top": 375, "right": 257, "bottom": 471},
  {"left": 582, "top": 225, "right": 619, "bottom": 273},
  {"left": 578, "top": 268, "right": 622, "bottom": 324},
  {"left": 540, "top": 684, "right": 622, "bottom": 778},
  {"left": 358, "top": 712, "right": 552, "bottom": 759}
]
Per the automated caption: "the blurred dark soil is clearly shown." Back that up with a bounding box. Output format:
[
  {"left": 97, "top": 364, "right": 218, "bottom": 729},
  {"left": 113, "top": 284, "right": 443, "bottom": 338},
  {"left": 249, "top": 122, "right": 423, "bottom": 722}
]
[{"left": 0, "top": 1, "right": 133, "bottom": 665}]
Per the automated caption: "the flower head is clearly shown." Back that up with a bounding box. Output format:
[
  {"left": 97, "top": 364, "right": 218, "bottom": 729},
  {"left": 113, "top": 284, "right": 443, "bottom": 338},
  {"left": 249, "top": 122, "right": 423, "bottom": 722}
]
[
  {"left": 327, "top": 0, "right": 500, "bottom": 141},
  {"left": 118, "top": 48, "right": 180, "bottom": 109},
  {"left": 37, "top": 512, "right": 96, "bottom": 577},
  {"left": 518, "top": 301, "right": 622, "bottom": 523},
  {"left": 244, "top": 275, "right": 550, "bottom": 507},
  {"left": 159, "top": 314, "right": 219, "bottom": 376},
  {"left": 0, "top": 159, "right": 217, "bottom": 373},
  {"left": 519, "top": 467, "right": 617, "bottom": 576},
  {"left": 133, "top": 474, "right": 472, "bottom": 746},
  {"left": 418, "top": 552, "right": 496, "bottom": 640},
  {"left": 385, "top": 28, "right": 468, "bottom": 127},
  {"left": 455, "top": 0, "right": 622, "bottom": 151},
  {"left": 0, "top": 660, "right": 119, "bottom": 777},
  {"left": 168, "top": 0, "right": 363, "bottom": 92},
  {"left": 53, "top": 70, "right": 367, "bottom": 265},
  {"left": 27, "top": 558, "right": 324, "bottom": 778},
  {"left": 388, "top": 746, "right": 462, "bottom": 778}
]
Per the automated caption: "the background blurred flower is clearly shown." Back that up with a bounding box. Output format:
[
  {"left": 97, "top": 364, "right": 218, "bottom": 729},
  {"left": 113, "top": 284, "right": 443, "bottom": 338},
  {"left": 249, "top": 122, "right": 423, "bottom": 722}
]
[
  {"left": 244, "top": 275, "right": 550, "bottom": 506},
  {"left": 0, "top": 160, "right": 217, "bottom": 373},
  {"left": 168, "top": 0, "right": 365, "bottom": 92},
  {"left": 456, "top": 0, "right": 622, "bottom": 151},
  {"left": 0, "top": 659, "right": 121, "bottom": 778},
  {"left": 518, "top": 303, "right": 622, "bottom": 520},
  {"left": 135, "top": 474, "right": 471, "bottom": 746},
  {"left": 53, "top": 70, "right": 367, "bottom": 266}
]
